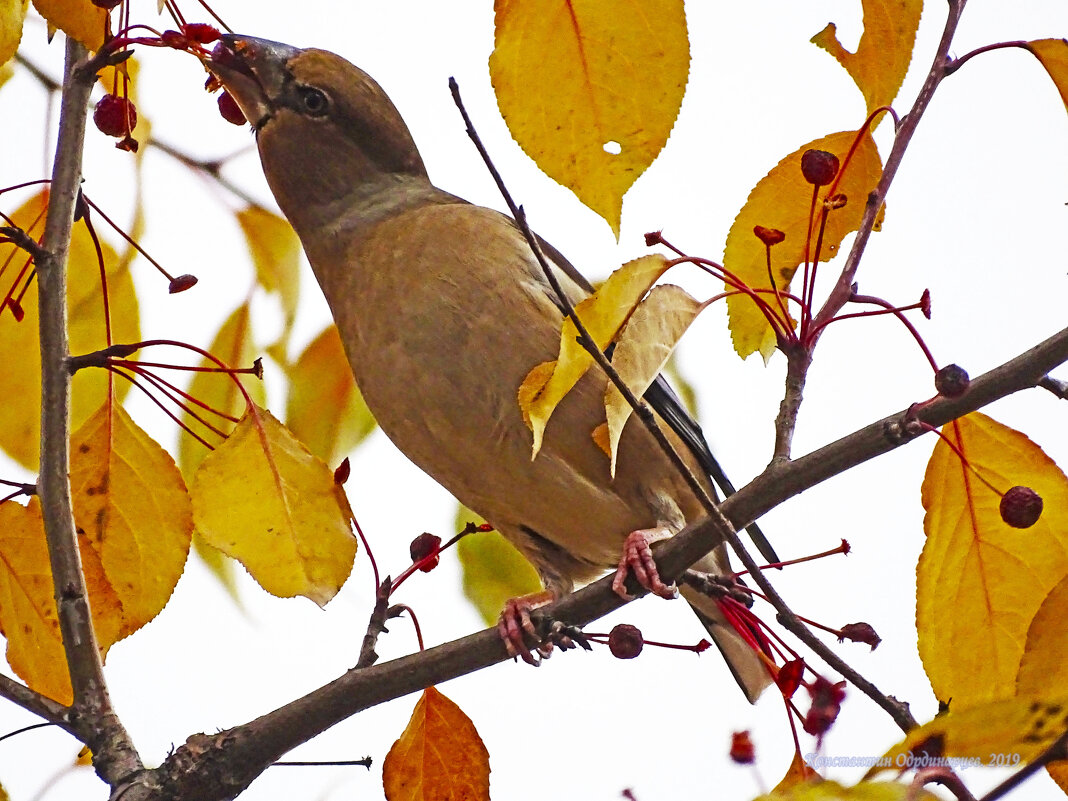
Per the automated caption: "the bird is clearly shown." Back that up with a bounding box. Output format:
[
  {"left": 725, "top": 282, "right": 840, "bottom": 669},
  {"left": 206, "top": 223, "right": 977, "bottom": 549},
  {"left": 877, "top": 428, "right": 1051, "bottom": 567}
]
[{"left": 208, "top": 34, "right": 774, "bottom": 701}]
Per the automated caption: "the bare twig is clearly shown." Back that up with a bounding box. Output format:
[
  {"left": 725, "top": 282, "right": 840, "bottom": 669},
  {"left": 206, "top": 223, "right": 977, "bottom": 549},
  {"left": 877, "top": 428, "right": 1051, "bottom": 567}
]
[
  {"left": 1038, "top": 375, "right": 1068, "bottom": 400},
  {"left": 356, "top": 578, "right": 393, "bottom": 669},
  {"left": 0, "top": 674, "right": 71, "bottom": 731}
]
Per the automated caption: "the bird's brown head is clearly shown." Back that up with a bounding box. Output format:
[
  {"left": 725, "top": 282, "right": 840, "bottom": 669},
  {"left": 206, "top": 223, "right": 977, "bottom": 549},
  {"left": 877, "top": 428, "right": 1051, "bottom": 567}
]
[{"left": 208, "top": 35, "right": 428, "bottom": 230}]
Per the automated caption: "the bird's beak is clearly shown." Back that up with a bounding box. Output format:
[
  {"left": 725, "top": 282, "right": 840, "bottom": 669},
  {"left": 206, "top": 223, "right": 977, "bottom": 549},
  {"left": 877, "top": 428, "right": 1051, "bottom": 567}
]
[{"left": 208, "top": 34, "right": 301, "bottom": 130}]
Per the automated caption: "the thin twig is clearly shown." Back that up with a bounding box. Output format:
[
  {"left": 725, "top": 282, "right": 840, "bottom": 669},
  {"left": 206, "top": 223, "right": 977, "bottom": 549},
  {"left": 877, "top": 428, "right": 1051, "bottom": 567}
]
[{"left": 0, "top": 674, "right": 71, "bottom": 731}]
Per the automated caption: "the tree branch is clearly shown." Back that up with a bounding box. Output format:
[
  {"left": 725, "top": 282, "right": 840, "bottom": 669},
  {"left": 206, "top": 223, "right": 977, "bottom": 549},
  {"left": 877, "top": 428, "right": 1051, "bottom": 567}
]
[{"left": 0, "top": 673, "right": 71, "bottom": 730}]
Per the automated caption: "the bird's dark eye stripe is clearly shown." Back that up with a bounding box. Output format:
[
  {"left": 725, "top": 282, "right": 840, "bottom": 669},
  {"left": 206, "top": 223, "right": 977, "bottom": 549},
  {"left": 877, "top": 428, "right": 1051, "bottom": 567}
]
[{"left": 297, "top": 86, "right": 329, "bottom": 116}]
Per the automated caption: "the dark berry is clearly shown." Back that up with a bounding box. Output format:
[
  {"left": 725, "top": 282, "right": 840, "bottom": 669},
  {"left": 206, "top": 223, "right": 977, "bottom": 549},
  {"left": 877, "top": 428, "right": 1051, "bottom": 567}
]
[
  {"left": 920, "top": 288, "right": 932, "bottom": 319},
  {"left": 218, "top": 91, "right": 246, "bottom": 126},
  {"left": 934, "top": 364, "right": 970, "bottom": 398},
  {"left": 167, "top": 274, "right": 198, "bottom": 294},
  {"left": 729, "top": 731, "right": 755, "bottom": 765},
  {"left": 160, "top": 30, "right": 187, "bottom": 48},
  {"left": 90, "top": 0, "right": 123, "bottom": 8},
  {"left": 753, "top": 225, "right": 785, "bottom": 247},
  {"left": 607, "top": 623, "right": 644, "bottom": 659},
  {"left": 801, "top": 149, "right": 840, "bottom": 186},
  {"left": 838, "top": 622, "right": 881, "bottom": 650},
  {"left": 333, "top": 457, "right": 351, "bottom": 485},
  {"left": 409, "top": 532, "right": 442, "bottom": 572},
  {"left": 93, "top": 94, "right": 136, "bottom": 138},
  {"left": 803, "top": 676, "right": 846, "bottom": 738},
  {"left": 644, "top": 230, "right": 664, "bottom": 247},
  {"left": 1000, "top": 486, "right": 1043, "bottom": 529}
]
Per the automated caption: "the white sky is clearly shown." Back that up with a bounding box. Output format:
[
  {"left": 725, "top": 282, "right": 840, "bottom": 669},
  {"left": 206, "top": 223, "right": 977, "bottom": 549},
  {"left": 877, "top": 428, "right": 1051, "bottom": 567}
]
[{"left": 3, "top": 1, "right": 1068, "bottom": 800}]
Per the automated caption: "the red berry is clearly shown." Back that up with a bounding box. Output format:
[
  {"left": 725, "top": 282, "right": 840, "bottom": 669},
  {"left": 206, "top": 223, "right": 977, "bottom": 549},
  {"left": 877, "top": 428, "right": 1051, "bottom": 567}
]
[
  {"left": 90, "top": 0, "right": 122, "bottom": 8},
  {"left": 729, "top": 731, "right": 755, "bottom": 765},
  {"left": 920, "top": 288, "right": 932, "bottom": 319},
  {"left": 167, "top": 274, "right": 198, "bottom": 294},
  {"left": 160, "top": 30, "right": 187, "bottom": 48},
  {"left": 607, "top": 623, "right": 644, "bottom": 659},
  {"left": 1000, "top": 486, "right": 1043, "bottom": 529},
  {"left": 838, "top": 622, "right": 881, "bottom": 650},
  {"left": 800, "top": 149, "right": 840, "bottom": 186},
  {"left": 776, "top": 658, "right": 804, "bottom": 698},
  {"left": 217, "top": 91, "right": 246, "bottom": 126},
  {"left": 6, "top": 299, "right": 25, "bottom": 322},
  {"left": 803, "top": 676, "right": 846, "bottom": 738},
  {"left": 753, "top": 225, "right": 785, "bottom": 247},
  {"left": 333, "top": 457, "right": 351, "bottom": 485},
  {"left": 94, "top": 94, "right": 136, "bottom": 138},
  {"left": 409, "top": 532, "right": 442, "bottom": 572},
  {"left": 183, "top": 23, "right": 220, "bottom": 44},
  {"left": 934, "top": 364, "right": 970, "bottom": 398}
]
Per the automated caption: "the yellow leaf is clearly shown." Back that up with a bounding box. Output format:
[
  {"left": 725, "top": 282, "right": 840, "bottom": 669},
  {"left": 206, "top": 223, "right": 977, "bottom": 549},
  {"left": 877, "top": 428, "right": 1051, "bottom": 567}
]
[
  {"left": 455, "top": 506, "right": 541, "bottom": 627},
  {"left": 0, "top": 497, "right": 123, "bottom": 704},
  {"left": 870, "top": 695, "right": 1068, "bottom": 777},
  {"left": 236, "top": 206, "right": 301, "bottom": 341},
  {"left": 526, "top": 254, "right": 670, "bottom": 455},
  {"left": 30, "top": 0, "right": 107, "bottom": 51},
  {"left": 724, "top": 131, "right": 883, "bottom": 360},
  {"left": 811, "top": 0, "right": 923, "bottom": 114},
  {"left": 191, "top": 404, "right": 356, "bottom": 607},
  {"left": 770, "top": 750, "right": 820, "bottom": 793},
  {"left": 918, "top": 413, "right": 1068, "bottom": 708},
  {"left": 285, "top": 325, "right": 375, "bottom": 466},
  {"left": 759, "top": 779, "right": 933, "bottom": 800},
  {"left": 1017, "top": 574, "right": 1068, "bottom": 697},
  {"left": 0, "top": 190, "right": 139, "bottom": 469},
  {"left": 1027, "top": 39, "right": 1068, "bottom": 115},
  {"left": 604, "top": 284, "right": 705, "bottom": 475},
  {"left": 0, "top": 0, "right": 28, "bottom": 68},
  {"left": 70, "top": 401, "right": 192, "bottom": 637},
  {"left": 177, "top": 302, "right": 263, "bottom": 478},
  {"left": 383, "top": 686, "right": 490, "bottom": 801},
  {"left": 490, "top": 0, "right": 689, "bottom": 236}
]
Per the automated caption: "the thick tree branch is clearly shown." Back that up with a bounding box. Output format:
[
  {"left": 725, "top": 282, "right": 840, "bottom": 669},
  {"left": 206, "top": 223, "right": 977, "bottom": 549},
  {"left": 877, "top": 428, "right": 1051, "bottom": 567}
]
[{"left": 37, "top": 37, "right": 142, "bottom": 787}]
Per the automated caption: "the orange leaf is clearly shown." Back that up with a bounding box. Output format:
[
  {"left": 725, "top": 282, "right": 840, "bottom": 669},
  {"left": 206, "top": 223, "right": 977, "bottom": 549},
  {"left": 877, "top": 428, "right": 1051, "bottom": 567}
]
[
  {"left": 0, "top": 497, "right": 123, "bottom": 704},
  {"left": 177, "top": 302, "right": 263, "bottom": 478},
  {"left": 383, "top": 686, "right": 490, "bottom": 801},
  {"left": 190, "top": 404, "right": 355, "bottom": 606},
  {"left": 0, "top": 0, "right": 28, "bottom": 67},
  {"left": 1026, "top": 39, "right": 1068, "bottom": 115},
  {"left": 30, "top": 0, "right": 108, "bottom": 51},
  {"left": 490, "top": 0, "right": 689, "bottom": 236},
  {"left": 811, "top": 0, "right": 923, "bottom": 114},
  {"left": 0, "top": 190, "right": 139, "bottom": 469},
  {"left": 285, "top": 325, "right": 375, "bottom": 466},
  {"left": 525, "top": 254, "right": 670, "bottom": 455},
  {"left": 1017, "top": 574, "right": 1068, "bottom": 697},
  {"left": 918, "top": 412, "right": 1068, "bottom": 708},
  {"left": 724, "top": 131, "right": 883, "bottom": 360},
  {"left": 70, "top": 400, "right": 192, "bottom": 637}
]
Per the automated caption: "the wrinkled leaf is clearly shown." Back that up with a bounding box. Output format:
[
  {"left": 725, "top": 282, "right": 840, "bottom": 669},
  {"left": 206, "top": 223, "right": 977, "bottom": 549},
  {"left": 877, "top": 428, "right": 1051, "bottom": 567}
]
[
  {"left": 0, "top": 0, "right": 28, "bottom": 68},
  {"left": 455, "top": 506, "right": 541, "bottom": 627},
  {"left": 383, "top": 686, "right": 490, "bottom": 801},
  {"left": 724, "top": 131, "right": 883, "bottom": 360},
  {"left": 604, "top": 284, "right": 705, "bottom": 475},
  {"left": 811, "top": 0, "right": 923, "bottom": 114},
  {"left": 285, "top": 325, "right": 375, "bottom": 467},
  {"left": 30, "top": 0, "right": 107, "bottom": 50},
  {"left": 191, "top": 404, "right": 355, "bottom": 606},
  {"left": 918, "top": 412, "right": 1068, "bottom": 708},
  {"left": 0, "top": 497, "right": 124, "bottom": 704},
  {"left": 1026, "top": 39, "right": 1068, "bottom": 114},
  {"left": 521, "top": 254, "right": 670, "bottom": 455},
  {"left": 490, "top": 0, "right": 689, "bottom": 236},
  {"left": 871, "top": 695, "right": 1068, "bottom": 777},
  {"left": 70, "top": 401, "right": 192, "bottom": 637},
  {"left": 0, "top": 190, "right": 139, "bottom": 469}
]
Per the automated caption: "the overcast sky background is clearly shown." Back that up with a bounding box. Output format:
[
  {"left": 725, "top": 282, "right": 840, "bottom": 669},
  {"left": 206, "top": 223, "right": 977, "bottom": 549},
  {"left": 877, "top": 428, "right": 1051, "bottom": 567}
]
[{"left": 3, "top": 1, "right": 1068, "bottom": 799}]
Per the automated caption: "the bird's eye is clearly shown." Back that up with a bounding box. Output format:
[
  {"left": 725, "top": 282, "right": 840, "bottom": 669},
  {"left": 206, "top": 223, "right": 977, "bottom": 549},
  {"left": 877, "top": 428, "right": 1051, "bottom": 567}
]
[{"left": 297, "top": 86, "right": 329, "bottom": 117}]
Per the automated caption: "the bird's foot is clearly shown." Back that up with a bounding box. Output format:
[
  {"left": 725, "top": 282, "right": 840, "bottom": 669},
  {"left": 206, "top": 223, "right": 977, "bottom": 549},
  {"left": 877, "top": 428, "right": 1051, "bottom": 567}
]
[
  {"left": 497, "top": 590, "right": 555, "bottom": 666},
  {"left": 612, "top": 527, "right": 678, "bottom": 601}
]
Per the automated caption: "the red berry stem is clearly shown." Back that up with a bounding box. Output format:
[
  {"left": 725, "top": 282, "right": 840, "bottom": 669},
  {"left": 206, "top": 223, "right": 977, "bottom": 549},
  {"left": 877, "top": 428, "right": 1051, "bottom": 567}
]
[{"left": 732, "top": 539, "right": 851, "bottom": 576}]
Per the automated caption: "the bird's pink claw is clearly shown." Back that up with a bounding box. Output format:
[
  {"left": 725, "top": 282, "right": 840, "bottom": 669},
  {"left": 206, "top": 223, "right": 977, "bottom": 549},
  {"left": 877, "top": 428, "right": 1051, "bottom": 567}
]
[{"left": 612, "top": 528, "right": 678, "bottom": 601}]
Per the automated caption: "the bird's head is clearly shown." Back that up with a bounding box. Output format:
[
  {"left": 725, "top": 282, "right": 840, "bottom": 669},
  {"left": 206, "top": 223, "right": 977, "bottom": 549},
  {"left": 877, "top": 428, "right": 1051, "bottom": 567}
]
[{"left": 208, "top": 35, "right": 428, "bottom": 228}]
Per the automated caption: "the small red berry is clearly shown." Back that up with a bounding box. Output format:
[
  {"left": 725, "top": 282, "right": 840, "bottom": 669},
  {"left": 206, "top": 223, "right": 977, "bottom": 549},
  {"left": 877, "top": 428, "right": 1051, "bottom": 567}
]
[
  {"left": 920, "top": 288, "right": 932, "bottom": 319},
  {"left": 183, "top": 23, "right": 221, "bottom": 44},
  {"left": 160, "top": 30, "right": 187, "bottom": 49},
  {"left": 167, "top": 274, "right": 198, "bottom": 294},
  {"left": 934, "top": 364, "right": 970, "bottom": 398},
  {"left": 729, "top": 731, "right": 756, "bottom": 765},
  {"left": 800, "top": 149, "right": 840, "bottom": 186},
  {"left": 753, "top": 225, "right": 785, "bottom": 247},
  {"left": 838, "top": 622, "right": 881, "bottom": 650},
  {"left": 644, "top": 230, "right": 664, "bottom": 247},
  {"left": 409, "top": 532, "right": 442, "bottom": 572},
  {"left": 7, "top": 299, "right": 25, "bottom": 322},
  {"left": 803, "top": 676, "right": 846, "bottom": 738},
  {"left": 607, "top": 623, "right": 644, "bottom": 659},
  {"left": 776, "top": 658, "right": 804, "bottom": 697},
  {"left": 1000, "top": 486, "right": 1043, "bottom": 529},
  {"left": 94, "top": 94, "right": 136, "bottom": 138},
  {"left": 217, "top": 91, "right": 246, "bottom": 126},
  {"left": 90, "top": 0, "right": 122, "bottom": 8},
  {"left": 333, "top": 457, "right": 351, "bottom": 485}
]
